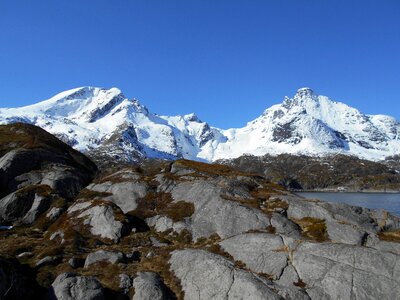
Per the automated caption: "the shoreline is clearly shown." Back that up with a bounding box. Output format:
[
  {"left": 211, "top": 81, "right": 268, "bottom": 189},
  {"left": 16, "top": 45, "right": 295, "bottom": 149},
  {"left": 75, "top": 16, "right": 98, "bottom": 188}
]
[{"left": 291, "top": 189, "right": 400, "bottom": 194}]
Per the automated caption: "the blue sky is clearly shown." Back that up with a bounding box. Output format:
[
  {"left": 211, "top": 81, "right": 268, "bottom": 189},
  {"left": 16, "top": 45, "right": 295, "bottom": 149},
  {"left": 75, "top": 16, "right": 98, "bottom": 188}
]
[{"left": 0, "top": 0, "right": 399, "bottom": 128}]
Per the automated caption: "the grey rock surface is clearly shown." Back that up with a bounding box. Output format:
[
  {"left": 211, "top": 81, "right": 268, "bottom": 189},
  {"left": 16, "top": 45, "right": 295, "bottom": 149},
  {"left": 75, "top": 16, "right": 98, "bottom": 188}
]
[
  {"left": 149, "top": 236, "right": 169, "bottom": 247},
  {"left": 285, "top": 196, "right": 386, "bottom": 244},
  {"left": 220, "top": 233, "right": 288, "bottom": 279},
  {"left": 46, "top": 207, "right": 64, "bottom": 221},
  {"left": 87, "top": 178, "right": 148, "bottom": 213},
  {"left": 153, "top": 173, "right": 175, "bottom": 193},
  {"left": 171, "top": 179, "right": 270, "bottom": 239},
  {"left": 0, "top": 124, "right": 97, "bottom": 225},
  {"left": 270, "top": 213, "right": 301, "bottom": 238},
  {"left": 0, "top": 149, "right": 39, "bottom": 196},
  {"left": 365, "top": 234, "right": 400, "bottom": 255},
  {"left": 119, "top": 273, "right": 132, "bottom": 294},
  {"left": 36, "top": 256, "right": 61, "bottom": 268},
  {"left": 1, "top": 148, "right": 95, "bottom": 201},
  {"left": 68, "top": 200, "right": 128, "bottom": 242},
  {"left": 169, "top": 249, "right": 281, "bottom": 300},
  {"left": 292, "top": 241, "right": 400, "bottom": 299},
  {"left": 0, "top": 190, "right": 36, "bottom": 224},
  {"left": 40, "top": 167, "right": 86, "bottom": 199},
  {"left": 275, "top": 264, "right": 299, "bottom": 287},
  {"left": 22, "top": 194, "right": 52, "bottom": 224},
  {"left": 132, "top": 272, "right": 172, "bottom": 300},
  {"left": 16, "top": 251, "right": 34, "bottom": 259},
  {"left": 49, "top": 272, "right": 105, "bottom": 300},
  {"left": 78, "top": 205, "right": 126, "bottom": 242},
  {"left": 325, "top": 220, "right": 367, "bottom": 245},
  {"left": 146, "top": 215, "right": 190, "bottom": 234},
  {"left": 84, "top": 250, "right": 125, "bottom": 268}
]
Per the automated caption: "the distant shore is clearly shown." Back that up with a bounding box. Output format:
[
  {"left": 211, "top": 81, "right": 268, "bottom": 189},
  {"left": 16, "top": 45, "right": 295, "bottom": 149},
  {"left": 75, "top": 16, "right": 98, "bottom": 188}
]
[{"left": 292, "top": 189, "right": 400, "bottom": 194}]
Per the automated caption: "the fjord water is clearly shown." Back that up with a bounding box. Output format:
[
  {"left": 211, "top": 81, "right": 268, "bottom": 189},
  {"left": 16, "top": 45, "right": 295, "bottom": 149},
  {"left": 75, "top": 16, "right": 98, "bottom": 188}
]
[{"left": 297, "top": 192, "right": 400, "bottom": 216}]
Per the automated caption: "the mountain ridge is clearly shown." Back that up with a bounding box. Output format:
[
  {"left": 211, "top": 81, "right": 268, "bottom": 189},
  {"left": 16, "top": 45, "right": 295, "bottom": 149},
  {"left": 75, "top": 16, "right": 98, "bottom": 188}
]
[{"left": 0, "top": 86, "right": 399, "bottom": 162}]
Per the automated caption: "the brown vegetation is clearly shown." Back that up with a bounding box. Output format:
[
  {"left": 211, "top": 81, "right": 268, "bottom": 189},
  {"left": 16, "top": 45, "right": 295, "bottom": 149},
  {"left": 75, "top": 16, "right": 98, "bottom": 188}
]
[
  {"left": 378, "top": 230, "right": 400, "bottom": 242},
  {"left": 131, "top": 192, "right": 194, "bottom": 222},
  {"left": 293, "top": 217, "right": 329, "bottom": 242}
]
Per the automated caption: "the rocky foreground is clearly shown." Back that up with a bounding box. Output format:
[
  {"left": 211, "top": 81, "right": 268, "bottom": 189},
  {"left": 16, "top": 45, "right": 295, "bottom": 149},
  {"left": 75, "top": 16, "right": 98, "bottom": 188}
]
[{"left": 1, "top": 123, "right": 400, "bottom": 300}]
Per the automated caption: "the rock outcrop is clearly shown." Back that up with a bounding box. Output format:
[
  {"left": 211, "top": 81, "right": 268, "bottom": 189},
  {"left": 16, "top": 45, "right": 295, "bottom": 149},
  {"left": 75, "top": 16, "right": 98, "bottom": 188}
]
[
  {"left": 0, "top": 123, "right": 97, "bottom": 226},
  {"left": 219, "top": 233, "right": 288, "bottom": 280},
  {"left": 48, "top": 273, "right": 105, "bottom": 300},
  {"left": 132, "top": 272, "right": 173, "bottom": 300},
  {"left": 86, "top": 169, "right": 148, "bottom": 213},
  {"left": 292, "top": 242, "right": 400, "bottom": 299},
  {"left": 169, "top": 249, "right": 282, "bottom": 300},
  {"left": 84, "top": 250, "right": 125, "bottom": 268}
]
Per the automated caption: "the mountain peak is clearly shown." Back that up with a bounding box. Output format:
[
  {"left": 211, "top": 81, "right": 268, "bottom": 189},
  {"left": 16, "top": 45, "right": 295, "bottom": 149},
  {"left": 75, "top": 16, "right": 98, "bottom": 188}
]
[
  {"left": 294, "top": 87, "right": 316, "bottom": 99},
  {"left": 1, "top": 86, "right": 399, "bottom": 162},
  {"left": 281, "top": 87, "right": 318, "bottom": 109}
]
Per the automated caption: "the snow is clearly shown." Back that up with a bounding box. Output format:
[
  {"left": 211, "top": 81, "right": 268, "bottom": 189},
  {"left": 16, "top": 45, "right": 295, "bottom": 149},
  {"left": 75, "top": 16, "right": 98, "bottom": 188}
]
[{"left": 0, "top": 86, "right": 399, "bottom": 162}]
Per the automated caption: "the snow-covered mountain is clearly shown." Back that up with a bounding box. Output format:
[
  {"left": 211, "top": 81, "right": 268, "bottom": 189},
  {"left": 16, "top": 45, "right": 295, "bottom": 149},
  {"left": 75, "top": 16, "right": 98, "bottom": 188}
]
[
  {"left": 0, "top": 86, "right": 399, "bottom": 162},
  {"left": 208, "top": 87, "right": 400, "bottom": 161}
]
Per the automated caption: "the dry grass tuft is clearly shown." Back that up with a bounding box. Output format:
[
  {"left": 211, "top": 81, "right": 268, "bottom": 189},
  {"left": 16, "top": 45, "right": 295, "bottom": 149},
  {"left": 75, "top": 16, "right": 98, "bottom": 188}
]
[
  {"left": 131, "top": 192, "right": 194, "bottom": 222},
  {"left": 378, "top": 230, "right": 400, "bottom": 242},
  {"left": 293, "top": 217, "right": 329, "bottom": 242},
  {"left": 294, "top": 279, "right": 307, "bottom": 288}
]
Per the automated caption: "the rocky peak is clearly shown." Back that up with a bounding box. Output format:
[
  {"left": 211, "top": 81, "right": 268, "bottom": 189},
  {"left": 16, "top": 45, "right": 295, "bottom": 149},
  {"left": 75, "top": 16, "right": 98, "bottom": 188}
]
[
  {"left": 63, "top": 86, "right": 97, "bottom": 101},
  {"left": 282, "top": 87, "right": 320, "bottom": 111},
  {"left": 184, "top": 113, "right": 200, "bottom": 122},
  {"left": 294, "top": 87, "right": 315, "bottom": 99}
]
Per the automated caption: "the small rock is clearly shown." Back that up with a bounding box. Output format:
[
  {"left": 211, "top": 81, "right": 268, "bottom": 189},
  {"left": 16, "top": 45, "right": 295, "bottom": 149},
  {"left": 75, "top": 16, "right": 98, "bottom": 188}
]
[
  {"left": 16, "top": 251, "right": 34, "bottom": 259},
  {"left": 84, "top": 250, "right": 125, "bottom": 268},
  {"left": 146, "top": 215, "right": 190, "bottom": 234},
  {"left": 72, "top": 201, "right": 129, "bottom": 243},
  {"left": 119, "top": 273, "right": 132, "bottom": 294},
  {"left": 146, "top": 251, "right": 155, "bottom": 259},
  {"left": 46, "top": 207, "right": 64, "bottom": 221},
  {"left": 50, "top": 230, "right": 65, "bottom": 243},
  {"left": 150, "top": 236, "right": 169, "bottom": 247},
  {"left": 36, "top": 256, "right": 61, "bottom": 268},
  {"left": 132, "top": 272, "right": 172, "bottom": 300},
  {"left": 48, "top": 272, "right": 105, "bottom": 300},
  {"left": 86, "top": 179, "right": 148, "bottom": 213}
]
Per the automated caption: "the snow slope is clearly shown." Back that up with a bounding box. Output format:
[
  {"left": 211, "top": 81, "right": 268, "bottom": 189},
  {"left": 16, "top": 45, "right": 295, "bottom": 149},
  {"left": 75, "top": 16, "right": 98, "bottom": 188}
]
[{"left": 0, "top": 86, "right": 399, "bottom": 162}]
